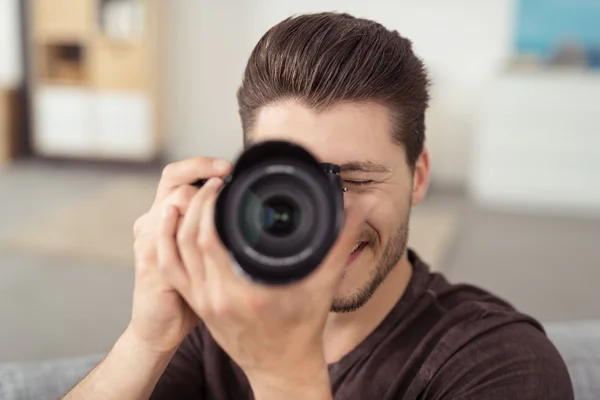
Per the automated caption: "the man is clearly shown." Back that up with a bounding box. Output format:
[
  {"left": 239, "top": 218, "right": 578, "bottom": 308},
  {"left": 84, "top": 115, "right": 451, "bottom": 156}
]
[{"left": 64, "top": 12, "right": 573, "bottom": 400}]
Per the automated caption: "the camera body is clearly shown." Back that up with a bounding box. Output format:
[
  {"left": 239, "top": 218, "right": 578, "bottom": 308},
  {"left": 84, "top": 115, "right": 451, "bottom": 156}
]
[{"left": 193, "top": 140, "right": 345, "bottom": 285}]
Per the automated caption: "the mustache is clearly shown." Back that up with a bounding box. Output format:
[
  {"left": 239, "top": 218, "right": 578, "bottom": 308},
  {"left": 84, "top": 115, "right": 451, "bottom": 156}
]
[{"left": 357, "top": 226, "right": 379, "bottom": 245}]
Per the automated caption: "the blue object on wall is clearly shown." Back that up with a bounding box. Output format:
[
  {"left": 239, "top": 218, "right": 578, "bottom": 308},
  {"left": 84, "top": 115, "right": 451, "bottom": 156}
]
[{"left": 515, "top": 0, "right": 600, "bottom": 58}]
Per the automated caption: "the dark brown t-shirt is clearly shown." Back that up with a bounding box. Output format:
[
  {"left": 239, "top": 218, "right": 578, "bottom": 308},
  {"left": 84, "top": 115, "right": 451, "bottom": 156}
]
[{"left": 150, "top": 249, "right": 574, "bottom": 399}]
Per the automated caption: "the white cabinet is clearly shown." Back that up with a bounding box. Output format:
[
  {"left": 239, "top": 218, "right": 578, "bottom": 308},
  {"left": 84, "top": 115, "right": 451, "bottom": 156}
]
[
  {"left": 25, "top": 0, "right": 162, "bottom": 164},
  {"left": 0, "top": 0, "right": 22, "bottom": 87},
  {"left": 33, "top": 86, "right": 94, "bottom": 157},
  {"left": 32, "top": 86, "right": 156, "bottom": 160},
  {"left": 468, "top": 71, "right": 600, "bottom": 216}
]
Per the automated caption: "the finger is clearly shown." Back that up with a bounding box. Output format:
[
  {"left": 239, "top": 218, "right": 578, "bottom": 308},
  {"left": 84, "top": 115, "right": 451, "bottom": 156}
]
[
  {"left": 163, "top": 185, "right": 199, "bottom": 216},
  {"left": 156, "top": 158, "right": 232, "bottom": 204},
  {"left": 177, "top": 177, "right": 223, "bottom": 284},
  {"left": 141, "top": 185, "right": 198, "bottom": 238},
  {"left": 197, "top": 178, "right": 232, "bottom": 282},
  {"left": 157, "top": 204, "right": 189, "bottom": 292},
  {"left": 196, "top": 178, "right": 242, "bottom": 313},
  {"left": 133, "top": 214, "right": 148, "bottom": 239}
]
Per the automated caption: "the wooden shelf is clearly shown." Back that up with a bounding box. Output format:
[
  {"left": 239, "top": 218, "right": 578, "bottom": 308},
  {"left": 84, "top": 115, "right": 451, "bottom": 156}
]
[
  {"left": 37, "top": 43, "right": 88, "bottom": 86},
  {"left": 95, "top": 35, "right": 144, "bottom": 47},
  {"left": 31, "top": 0, "right": 95, "bottom": 41},
  {"left": 89, "top": 37, "right": 146, "bottom": 90},
  {"left": 0, "top": 89, "right": 21, "bottom": 165},
  {"left": 25, "top": 0, "right": 162, "bottom": 163},
  {"left": 39, "top": 78, "right": 88, "bottom": 87}
]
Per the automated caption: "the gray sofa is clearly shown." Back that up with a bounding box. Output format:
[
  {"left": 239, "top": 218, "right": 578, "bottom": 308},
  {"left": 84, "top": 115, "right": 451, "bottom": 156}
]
[{"left": 1, "top": 320, "right": 599, "bottom": 400}]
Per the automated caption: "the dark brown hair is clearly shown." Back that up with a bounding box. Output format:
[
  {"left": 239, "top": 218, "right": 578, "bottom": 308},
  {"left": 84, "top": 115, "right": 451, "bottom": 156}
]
[{"left": 237, "top": 12, "right": 430, "bottom": 168}]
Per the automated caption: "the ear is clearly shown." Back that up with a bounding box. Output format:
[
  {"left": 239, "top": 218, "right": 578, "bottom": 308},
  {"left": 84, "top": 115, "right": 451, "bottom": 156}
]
[{"left": 411, "top": 148, "right": 430, "bottom": 206}]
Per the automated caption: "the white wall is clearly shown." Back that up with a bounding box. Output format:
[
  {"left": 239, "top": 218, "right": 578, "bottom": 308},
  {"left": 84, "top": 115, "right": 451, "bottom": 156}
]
[
  {"left": 164, "top": 0, "right": 517, "bottom": 186},
  {"left": 0, "top": 0, "right": 23, "bottom": 87},
  {"left": 468, "top": 71, "right": 600, "bottom": 216},
  {"left": 162, "top": 0, "right": 253, "bottom": 162}
]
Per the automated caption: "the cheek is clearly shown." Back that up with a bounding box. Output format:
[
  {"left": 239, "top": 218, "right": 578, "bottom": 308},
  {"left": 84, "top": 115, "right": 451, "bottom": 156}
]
[
  {"left": 355, "top": 188, "right": 408, "bottom": 239},
  {"left": 368, "top": 203, "right": 400, "bottom": 240}
]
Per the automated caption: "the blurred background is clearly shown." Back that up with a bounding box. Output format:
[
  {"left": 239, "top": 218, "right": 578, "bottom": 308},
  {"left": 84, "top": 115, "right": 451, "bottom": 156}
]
[{"left": 0, "top": 0, "right": 599, "bottom": 364}]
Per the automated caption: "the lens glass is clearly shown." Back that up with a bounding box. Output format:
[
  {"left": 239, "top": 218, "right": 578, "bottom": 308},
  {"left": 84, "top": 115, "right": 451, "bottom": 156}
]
[
  {"left": 236, "top": 174, "right": 316, "bottom": 257},
  {"left": 260, "top": 197, "right": 297, "bottom": 236}
]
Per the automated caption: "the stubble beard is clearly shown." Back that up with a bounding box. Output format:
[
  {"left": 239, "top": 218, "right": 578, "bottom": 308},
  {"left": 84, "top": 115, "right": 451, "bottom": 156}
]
[{"left": 329, "top": 212, "right": 410, "bottom": 314}]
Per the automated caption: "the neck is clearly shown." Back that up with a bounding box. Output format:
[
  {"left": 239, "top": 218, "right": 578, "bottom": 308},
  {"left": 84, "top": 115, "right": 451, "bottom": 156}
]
[{"left": 323, "top": 251, "right": 414, "bottom": 364}]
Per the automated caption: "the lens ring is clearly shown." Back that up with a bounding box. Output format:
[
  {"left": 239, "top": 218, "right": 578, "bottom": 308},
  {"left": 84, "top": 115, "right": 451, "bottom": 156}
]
[
  {"left": 237, "top": 180, "right": 316, "bottom": 256},
  {"left": 222, "top": 160, "right": 339, "bottom": 280}
]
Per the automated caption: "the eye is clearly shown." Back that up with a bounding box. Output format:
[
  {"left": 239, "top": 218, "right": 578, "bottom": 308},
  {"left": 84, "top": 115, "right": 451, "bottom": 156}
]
[{"left": 343, "top": 179, "right": 375, "bottom": 186}]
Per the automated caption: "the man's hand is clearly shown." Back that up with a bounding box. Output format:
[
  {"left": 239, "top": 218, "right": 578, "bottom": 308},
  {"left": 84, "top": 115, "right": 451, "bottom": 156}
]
[
  {"left": 157, "top": 176, "right": 377, "bottom": 399},
  {"left": 128, "top": 158, "right": 232, "bottom": 355},
  {"left": 63, "top": 157, "right": 233, "bottom": 400}
]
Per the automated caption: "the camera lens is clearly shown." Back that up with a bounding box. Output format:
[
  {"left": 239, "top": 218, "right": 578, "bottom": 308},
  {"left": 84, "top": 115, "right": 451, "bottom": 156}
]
[
  {"left": 236, "top": 173, "right": 317, "bottom": 258},
  {"left": 261, "top": 197, "right": 297, "bottom": 236},
  {"left": 214, "top": 140, "right": 345, "bottom": 285}
]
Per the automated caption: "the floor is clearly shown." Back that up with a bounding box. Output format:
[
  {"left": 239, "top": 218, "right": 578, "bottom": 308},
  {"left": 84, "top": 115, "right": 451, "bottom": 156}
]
[{"left": 1, "top": 160, "right": 599, "bottom": 363}]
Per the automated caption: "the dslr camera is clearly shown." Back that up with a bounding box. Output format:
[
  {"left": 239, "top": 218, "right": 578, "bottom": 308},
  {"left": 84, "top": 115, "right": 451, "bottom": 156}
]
[{"left": 194, "top": 140, "right": 346, "bottom": 285}]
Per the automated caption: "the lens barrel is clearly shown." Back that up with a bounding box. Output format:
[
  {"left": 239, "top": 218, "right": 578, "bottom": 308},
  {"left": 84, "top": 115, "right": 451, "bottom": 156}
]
[{"left": 212, "top": 140, "right": 344, "bottom": 284}]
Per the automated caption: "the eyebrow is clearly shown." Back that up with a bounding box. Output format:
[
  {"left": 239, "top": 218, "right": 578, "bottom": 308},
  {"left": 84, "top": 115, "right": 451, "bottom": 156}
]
[{"left": 339, "top": 161, "right": 390, "bottom": 173}]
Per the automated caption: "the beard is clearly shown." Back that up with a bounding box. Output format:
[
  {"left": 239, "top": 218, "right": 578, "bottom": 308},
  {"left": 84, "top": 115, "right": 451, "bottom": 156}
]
[{"left": 329, "top": 211, "right": 410, "bottom": 314}]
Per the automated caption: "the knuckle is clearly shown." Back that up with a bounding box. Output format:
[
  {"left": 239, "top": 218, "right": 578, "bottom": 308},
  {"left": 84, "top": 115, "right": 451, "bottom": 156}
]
[
  {"left": 197, "top": 234, "right": 214, "bottom": 250},
  {"left": 161, "top": 163, "right": 176, "bottom": 179},
  {"left": 247, "top": 295, "right": 267, "bottom": 312},
  {"left": 193, "top": 296, "right": 211, "bottom": 317},
  {"left": 168, "top": 186, "right": 196, "bottom": 209},
  {"left": 133, "top": 239, "right": 144, "bottom": 256},
  {"left": 156, "top": 251, "right": 170, "bottom": 271},
  {"left": 177, "top": 228, "right": 196, "bottom": 248},
  {"left": 133, "top": 214, "right": 148, "bottom": 237},
  {"left": 157, "top": 258, "right": 174, "bottom": 277},
  {"left": 212, "top": 298, "right": 231, "bottom": 316}
]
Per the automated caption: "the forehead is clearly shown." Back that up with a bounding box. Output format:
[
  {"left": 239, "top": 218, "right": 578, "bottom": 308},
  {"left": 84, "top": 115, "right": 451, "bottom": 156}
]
[{"left": 250, "top": 101, "right": 400, "bottom": 166}]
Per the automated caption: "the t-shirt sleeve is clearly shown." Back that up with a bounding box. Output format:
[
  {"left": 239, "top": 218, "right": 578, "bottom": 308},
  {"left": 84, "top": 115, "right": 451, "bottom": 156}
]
[
  {"left": 149, "top": 326, "right": 205, "bottom": 399},
  {"left": 424, "top": 322, "right": 574, "bottom": 400}
]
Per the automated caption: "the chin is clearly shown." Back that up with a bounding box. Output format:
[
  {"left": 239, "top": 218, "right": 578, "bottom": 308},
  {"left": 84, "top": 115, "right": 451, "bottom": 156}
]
[{"left": 330, "top": 223, "right": 409, "bottom": 313}]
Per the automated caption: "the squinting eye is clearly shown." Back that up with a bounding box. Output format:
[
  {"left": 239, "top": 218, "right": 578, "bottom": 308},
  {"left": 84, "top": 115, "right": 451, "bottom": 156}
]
[{"left": 344, "top": 180, "right": 375, "bottom": 186}]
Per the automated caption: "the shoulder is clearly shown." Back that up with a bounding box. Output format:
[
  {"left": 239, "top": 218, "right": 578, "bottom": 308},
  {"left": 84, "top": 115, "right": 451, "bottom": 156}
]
[
  {"left": 422, "top": 305, "right": 574, "bottom": 399},
  {"left": 407, "top": 258, "right": 574, "bottom": 399}
]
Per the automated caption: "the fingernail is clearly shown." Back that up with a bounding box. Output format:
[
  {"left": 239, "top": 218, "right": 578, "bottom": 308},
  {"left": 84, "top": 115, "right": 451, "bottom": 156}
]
[
  {"left": 205, "top": 177, "right": 222, "bottom": 188},
  {"left": 204, "top": 178, "right": 215, "bottom": 188},
  {"left": 213, "top": 159, "right": 231, "bottom": 172}
]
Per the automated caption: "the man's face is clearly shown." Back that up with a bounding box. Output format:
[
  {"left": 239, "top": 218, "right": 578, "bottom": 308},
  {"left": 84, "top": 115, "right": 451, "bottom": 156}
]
[{"left": 250, "top": 101, "right": 428, "bottom": 313}]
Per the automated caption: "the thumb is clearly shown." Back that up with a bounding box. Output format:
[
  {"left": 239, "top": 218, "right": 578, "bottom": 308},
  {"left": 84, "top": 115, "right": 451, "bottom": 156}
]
[{"left": 317, "top": 195, "right": 378, "bottom": 283}]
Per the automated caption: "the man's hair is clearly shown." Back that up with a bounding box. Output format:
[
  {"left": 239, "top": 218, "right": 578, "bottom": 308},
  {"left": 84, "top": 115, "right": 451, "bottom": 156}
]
[{"left": 237, "top": 12, "right": 430, "bottom": 169}]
